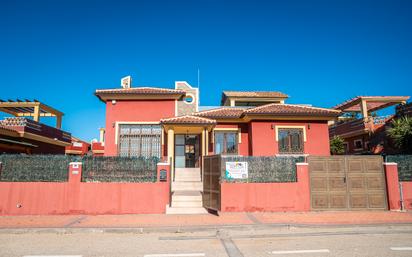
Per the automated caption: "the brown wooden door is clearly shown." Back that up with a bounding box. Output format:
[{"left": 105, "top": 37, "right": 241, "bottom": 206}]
[
  {"left": 202, "top": 155, "right": 221, "bottom": 211},
  {"left": 308, "top": 156, "right": 387, "bottom": 211}
]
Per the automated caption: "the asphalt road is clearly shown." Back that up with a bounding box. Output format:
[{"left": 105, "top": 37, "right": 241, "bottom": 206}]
[{"left": 1, "top": 225, "right": 412, "bottom": 257}]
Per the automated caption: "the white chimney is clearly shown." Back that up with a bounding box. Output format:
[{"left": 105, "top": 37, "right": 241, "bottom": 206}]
[{"left": 121, "top": 75, "right": 132, "bottom": 88}]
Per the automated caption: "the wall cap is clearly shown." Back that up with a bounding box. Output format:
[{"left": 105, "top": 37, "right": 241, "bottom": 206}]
[
  {"left": 296, "top": 163, "right": 308, "bottom": 166},
  {"left": 69, "top": 162, "right": 82, "bottom": 165},
  {"left": 157, "top": 162, "right": 170, "bottom": 166},
  {"left": 383, "top": 162, "right": 398, "bottom": 165}
]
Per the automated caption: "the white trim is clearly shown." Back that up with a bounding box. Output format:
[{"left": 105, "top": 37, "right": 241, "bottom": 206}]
[
  {"left": 296, "top": 163, "right": 309, "bottom": 166},
  {"left": 115, "top": 121, "right": 160, "bottom": 145},
  {"left": 69, "top": 162, "right": 82, "bottom": 165},
  {"left": 275, "top": 125, "right": 307, "bottom": 142},
  {"left": 157, "top": 162, "right": 170, "bottom": 166},
  {"left": 384, "top": 162, "right": 398, "bottom": 165}
]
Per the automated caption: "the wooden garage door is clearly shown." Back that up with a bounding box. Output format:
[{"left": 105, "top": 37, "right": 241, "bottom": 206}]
[{"left": 308, "top": 156, "right": 387, "bottom": 210}]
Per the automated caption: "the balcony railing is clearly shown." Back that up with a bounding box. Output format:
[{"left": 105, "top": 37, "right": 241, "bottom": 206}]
[{"left": 329, "top": 115, "right": 393, "bottom": 137}]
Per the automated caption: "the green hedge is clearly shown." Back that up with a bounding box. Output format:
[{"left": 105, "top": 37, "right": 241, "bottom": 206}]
[
  {"left": 0, "top": 155, "right": 74, "bottom": 182},
  {"left": 220, "top": 155, "right": 305, "bottom": 183},
  {"left": 386, "top": 155, "right": 412, "bottom": 182},
  {"left": 82, "top": 156, "right": 159, "bottom": 182}
]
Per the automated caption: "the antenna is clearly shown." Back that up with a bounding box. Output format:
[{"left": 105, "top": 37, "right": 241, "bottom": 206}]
[{"left": 197, "top": 68, "right": 200, "bottom": 106}]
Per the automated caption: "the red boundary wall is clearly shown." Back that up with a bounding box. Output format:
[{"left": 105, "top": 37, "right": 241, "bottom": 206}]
[
  {"left": 384, "top": 162, "right": 412, "bottom": 211},
  {"left": 220, "top": 163, "right": 310, "bottom": 212},
  {"left": 0, "top": 162, "right": 170, "bottom": 215}
]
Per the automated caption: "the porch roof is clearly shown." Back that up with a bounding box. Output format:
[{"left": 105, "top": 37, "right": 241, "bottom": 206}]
[
  {"left": 333, "top": 96, "right": 410, "bottom": 112},
  {"left": 160, "top": 115, "right": 216, "bottom": 125}
]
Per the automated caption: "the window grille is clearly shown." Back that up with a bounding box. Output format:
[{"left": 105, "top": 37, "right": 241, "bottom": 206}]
[
  {"left": 118, "top": 124, "right": 161, "bottom": 158},
  {"left": 278, "top": 128, "right": 304, "bottom": 154}
]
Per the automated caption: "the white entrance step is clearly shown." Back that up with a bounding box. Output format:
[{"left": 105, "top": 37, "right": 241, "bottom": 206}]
[
  {"left": 172, "top": 181, "right": 203, "bottom": 191},
  {"left": 166, "top": 191, "right": 207, "bottom": 214},
  {"left": 166, "top": 206, "right": 208, "bottom": 214}
]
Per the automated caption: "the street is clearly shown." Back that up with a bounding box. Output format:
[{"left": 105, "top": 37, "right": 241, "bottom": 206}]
[{"left": 1, "top": 225, "right": 412, "bottom": 257}]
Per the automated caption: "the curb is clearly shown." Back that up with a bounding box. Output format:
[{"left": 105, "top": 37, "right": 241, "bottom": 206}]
[{"left": 1, "top": 222, "right": 412, "bottom": 234}]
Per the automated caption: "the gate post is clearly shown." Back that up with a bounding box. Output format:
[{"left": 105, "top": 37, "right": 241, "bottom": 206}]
[
  {"left": 296, "top": 163, "right": 310, "bottom": 211},
  {"left": 68, "top": 162, "right": 82, "bottom": 213},
  {"left": 384, "top": 162, "right": 401, "bottom": 211}
]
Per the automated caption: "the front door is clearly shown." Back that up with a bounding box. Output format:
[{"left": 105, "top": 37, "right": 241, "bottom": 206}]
[{"left": 175, "top": 135, "right": 200, "bottom": 168}]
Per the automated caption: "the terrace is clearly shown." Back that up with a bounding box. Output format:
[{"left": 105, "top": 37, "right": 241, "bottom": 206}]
[{"left": 329, "top": 96, "right": 409, "bottom": 138}]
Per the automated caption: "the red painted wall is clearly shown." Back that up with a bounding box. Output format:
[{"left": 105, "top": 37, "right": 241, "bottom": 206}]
[
  {"left": 0, "top": 163, "right": 170, "bottom": 215},
  {"left": 249, "top": 121, "right": 330, "bottom": 156},
  {"left": 384, "top": 163, "right": 401, "bottom": 211},
  {"left": 401, "top": 182, "right": 412, "bottom": 210},
  {"left": 104, "top": 100, "right": 175, "bottom": 156},
  {"left": 220, "top": 164, "right": 310, "bottom": 212}
]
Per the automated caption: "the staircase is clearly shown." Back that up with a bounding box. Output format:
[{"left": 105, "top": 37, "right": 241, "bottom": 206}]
[{"left": 166, "top": 168, "right": 208, "bottom": 214}]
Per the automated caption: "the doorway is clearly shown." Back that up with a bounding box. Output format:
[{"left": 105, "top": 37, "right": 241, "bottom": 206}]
[{"left": 175, "top": 134, "right": 200, "bottom": 168}]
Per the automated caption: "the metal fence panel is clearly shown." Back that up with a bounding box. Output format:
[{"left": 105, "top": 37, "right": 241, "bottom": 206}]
[
  {"left": 386, "top": 155, "right": 412, "bottom": 182},
  {"left": 0, "top": 155, "right": 72, "bottom": 182},
  {"left": 81, "top": 156, "right": 159, "bottom": 182},
  {"left": 220, "top": 155, "right": 305, "bottom": 183}
]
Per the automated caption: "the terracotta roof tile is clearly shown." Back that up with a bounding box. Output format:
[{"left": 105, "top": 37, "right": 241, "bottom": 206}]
[
  {"left": 194, "top": 107, "right": 245, "bottom": 119},
  {"left": 95, "top": 87, "right": 185, "bottom": 95},
  {"left": 223, "top": 91, "right": 289, "bottom": 98},
  {"left": 333, "top": 96, "right": 410, "bottom": 111},
  {"left": 160, "top": 115, "right": 216, "bottom": 125},
  {"left": 244, "top": 103, "right": 341, "bottom": 117}
]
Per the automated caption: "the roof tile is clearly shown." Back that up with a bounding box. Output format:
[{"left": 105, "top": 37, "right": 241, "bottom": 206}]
[
  {"left": 160, "top": 115, "right": 216, "bottom": 125},
  {"left": 244, "top": 103, "right": 341, "bottom": 116},
  {"left": 194, "top": 107, "right": 245, "bottom": 119}
]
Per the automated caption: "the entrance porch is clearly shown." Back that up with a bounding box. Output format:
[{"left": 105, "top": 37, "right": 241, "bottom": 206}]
[{"left": 160, "top": 115, "right": 216, "bottom": 214}]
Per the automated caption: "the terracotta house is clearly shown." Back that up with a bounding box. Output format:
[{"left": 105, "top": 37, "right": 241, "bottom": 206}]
[
  {"left": 329, "top": 96, "right": 410, "bottom": 154},
  {"left": 95, "top": 81, "right": 340, "bottom": 162}
]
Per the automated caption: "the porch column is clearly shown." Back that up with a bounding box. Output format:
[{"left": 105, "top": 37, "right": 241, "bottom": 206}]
[
  {"left": 360, "top": 99, "right": 368, "bottom": 120},
  {"left": 167, "top": 128, "right": 174, "bottom": 179}
]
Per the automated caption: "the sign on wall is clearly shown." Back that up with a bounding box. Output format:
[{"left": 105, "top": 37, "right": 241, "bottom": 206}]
[{"left": 225, "top": 162, "right": 248, "bottom": 179}]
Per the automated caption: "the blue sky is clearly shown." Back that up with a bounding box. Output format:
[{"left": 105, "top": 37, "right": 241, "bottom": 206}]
[{"left": 0, "top": 0, "right": 411, "bottom": 141}]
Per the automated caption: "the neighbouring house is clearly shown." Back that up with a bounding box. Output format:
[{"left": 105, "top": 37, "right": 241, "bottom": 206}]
[
  {"left": 0, "top": 100, "right": 71, "bottom": 154},
  {"left": 329, "top": 96, "right": 410, "bottom": 154},
  {"left": 91, "top": 128, "right": 105, "bottom": 156},
  {"left": 95, "top": 77, "right": 340, "bottom": 214},
  {"left": 65, "top": 136, "right": 91, "bottom": 156}
]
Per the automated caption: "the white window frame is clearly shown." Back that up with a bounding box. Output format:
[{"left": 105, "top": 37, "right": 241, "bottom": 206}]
[{"left": 353, "top": 139, "right": 364, "bottom": 150}]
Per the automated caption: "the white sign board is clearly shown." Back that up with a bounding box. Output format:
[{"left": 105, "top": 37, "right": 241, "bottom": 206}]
[{"left": 225, "top": 162, "right": 248, "bottom": 179}]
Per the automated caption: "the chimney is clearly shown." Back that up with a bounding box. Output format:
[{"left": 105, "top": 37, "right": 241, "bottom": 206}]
[
  {"left": 99, "top": 128, "right": 105, "bottom": 145},
  {"left": 121, "top": 75, "right": 132, "bottom": 88}
]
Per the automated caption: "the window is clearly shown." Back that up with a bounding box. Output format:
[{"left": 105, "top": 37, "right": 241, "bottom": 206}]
[
  {"left": 278, "top": 128, "right": 304, "bottom": 154},
  {"left": 215, "top": 132, "right": 238, "bottom": 155},
  {"left": 118, "top": 124, "right": 161, "bottom": 158},
  {"left": 354, "top": 139, "right": 363, "bottom": 150},
  {"left": 184, "top": 94, "right": 194, "bottom": 104}
]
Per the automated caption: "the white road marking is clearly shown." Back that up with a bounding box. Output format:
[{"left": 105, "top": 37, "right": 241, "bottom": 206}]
[
  {"left": 390, "top": 247, "right": 412, "bottom": 251},
  {"left": 271, "top": 249, "right": 330, "bottom": 254},
  {"left": 143, "top": 254, "right": 205, "bottom": 257}
]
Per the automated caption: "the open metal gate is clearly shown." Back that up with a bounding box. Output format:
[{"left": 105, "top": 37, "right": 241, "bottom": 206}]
[
  {"left": 308, "top": 155, "right": 388, "bottom": 211},
  {"left": 203, "top": 155, "right": 221, "bottom": 211}
]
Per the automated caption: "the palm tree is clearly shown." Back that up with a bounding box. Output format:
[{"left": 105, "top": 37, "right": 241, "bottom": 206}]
[{"left": 387, "top": 117, "right": 412, "bottom": 154}]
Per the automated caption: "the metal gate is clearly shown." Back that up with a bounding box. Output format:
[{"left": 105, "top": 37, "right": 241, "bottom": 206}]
[
  {"left": 308, "top": 155, "right": 388, "bottom": 210},
  {"left": 203, "top": 155, "right": 221, "bottom": 211}
]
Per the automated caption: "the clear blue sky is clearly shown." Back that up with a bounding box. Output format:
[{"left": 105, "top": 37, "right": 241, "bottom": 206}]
[{"left": 1, "top": 0, "right": 411, "bottom": 141}]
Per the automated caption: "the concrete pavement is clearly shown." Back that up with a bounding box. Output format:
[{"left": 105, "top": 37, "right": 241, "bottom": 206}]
[{"left": 1, "top": 211, "right": 412, "bottom": 232}]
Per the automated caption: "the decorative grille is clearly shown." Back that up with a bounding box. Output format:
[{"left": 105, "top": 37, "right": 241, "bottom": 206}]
[
  {"left": 118, "top": 124, "right": 161, "bottom": 158},
  {"left": 278, "top": 128, "right": 304, "bottom": 154}
]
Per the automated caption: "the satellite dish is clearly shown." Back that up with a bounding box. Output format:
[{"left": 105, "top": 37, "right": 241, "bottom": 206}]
[{"left": 121, "top": 76, "right": 132, "bottom": 88}]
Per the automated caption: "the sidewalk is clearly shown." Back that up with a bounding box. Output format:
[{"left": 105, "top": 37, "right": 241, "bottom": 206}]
[{"left": 1, "top": 211, "right": 412, "bottom": 230}]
